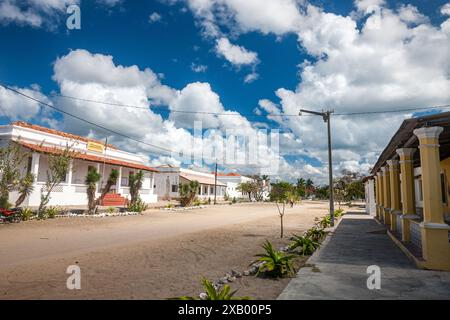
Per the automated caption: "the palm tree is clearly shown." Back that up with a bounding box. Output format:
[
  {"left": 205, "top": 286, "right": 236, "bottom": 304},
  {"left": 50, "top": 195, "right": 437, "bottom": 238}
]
[
  {"left": 305, "top": 179, "right": 315, "bottom": 197},
  {"left": 86, "top": 167, "right": 101, "bottom": 214},
  {"left": 296, "top": 178, "right": 306, "bottom": 198}
]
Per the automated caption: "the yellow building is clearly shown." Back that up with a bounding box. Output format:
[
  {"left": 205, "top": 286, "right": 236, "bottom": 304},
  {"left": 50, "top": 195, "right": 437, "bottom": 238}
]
[{"left": 367, "top": 112, "right": 450, "bottom": 271}]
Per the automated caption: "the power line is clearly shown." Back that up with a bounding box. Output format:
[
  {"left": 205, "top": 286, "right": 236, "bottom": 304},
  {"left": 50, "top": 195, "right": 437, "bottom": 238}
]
[
  {"left": 335, "top": 105, "right": 450, "bottom": 116},
  {"left": 51, "top": 91, "right": 450, "bottom": 118},
  {"left": 51, "top": 92, "right": 299, "bottom": 117},
  {"left": 0, "top": 83, "right": 445, "bottom": 119},
  {"left": 0, "top": 84, "right": 273, "bottom": 169},
  {"left": 0, "top": 84, "right": 193, "bottom": 157}
]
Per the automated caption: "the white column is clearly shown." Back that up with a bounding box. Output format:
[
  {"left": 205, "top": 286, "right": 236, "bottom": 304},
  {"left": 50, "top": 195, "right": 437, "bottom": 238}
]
[
  {"left": 31, "top": 152, "right": 40, "bottom": 177},
  {"left": 67, "top": 160, "right": 73, "bottom": 187},
  {"left": 116, "top": 166, "right": 122, "bottom": 194},
  {"left": 28, "top": 152, "right": 41, "bottom": 206}
]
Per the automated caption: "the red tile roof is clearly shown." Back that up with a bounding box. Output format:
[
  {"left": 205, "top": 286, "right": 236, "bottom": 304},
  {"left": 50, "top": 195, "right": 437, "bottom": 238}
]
[
  {"left": 215, "top": 172, "right": 241, "bottom": 177},
  {"left": 180, "top": 172, "right": 226, "bottom": 186},
  {"left": 17, "top": 141, "right": 158, "bottom": 173},
  {"left": 12, "top": 121, "right": 117, "bottom": 149}
]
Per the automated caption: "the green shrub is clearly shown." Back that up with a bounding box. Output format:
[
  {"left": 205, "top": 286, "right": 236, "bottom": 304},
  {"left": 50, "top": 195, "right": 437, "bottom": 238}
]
[
  {"left": 334, "top": 209, "right": 344, "bottom": 218},
  {"left": 46, "top": 206, "right": 59, "bottom": 219},
  {"left": 192, "top": 198, "right": 202, "bottom": 206},
  {"left": 305, "top": 227, "right": 326, "bottom": 242},
  {"left": 171, "top": 277, "right": 249, "bottom": 300},
  {"left": 37, "top": 209, "right": 47, "bottom": 220},
  {"left": 252, "top": 240, "right": 296, "bottom": 278},
  {"left": 289, "top": 234, "right": 320, "bottom": 255},
  {"left": 315, "top": 215, "right": 331, "bottom": 228},
  {"left": 106, "top": 206, "right": 117, "bottom": 214},
  {"left": 166, "top": 203, "right": 174, "bottom": 209},
  {"left": 21, "top": 208, "right": 34, "bottom": 221},
  {"left": 127, "top": 198, "right": 148, "bottom": 213},
  {"left": 0, "top": 201, "right": 13, "bottom": 210},
  {"left": 232, "top": 197, "right": 237, "bottom": 204}
]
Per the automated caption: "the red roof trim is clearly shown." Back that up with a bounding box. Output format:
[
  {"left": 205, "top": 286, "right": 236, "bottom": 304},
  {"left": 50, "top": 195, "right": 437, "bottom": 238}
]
[
  {"left": 12, "top": 121, "right": 117, "bottom": 149},
  {"left": 215, "top": 172, "right": 241, "bottom": 177},
  {"left": 17, "top": 142, "right": 158, "bottom": 173}
]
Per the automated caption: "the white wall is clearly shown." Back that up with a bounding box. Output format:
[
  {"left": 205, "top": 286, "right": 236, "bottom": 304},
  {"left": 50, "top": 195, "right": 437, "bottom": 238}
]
[{"left": 153, "top": 170, "right": 180, "bottom": 199}]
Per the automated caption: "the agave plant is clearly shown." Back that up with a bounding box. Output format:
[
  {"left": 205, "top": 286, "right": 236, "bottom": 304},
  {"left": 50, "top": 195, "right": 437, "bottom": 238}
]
[
  {"left": 252, "top": 240, "right": 296, "bottom": 278},
  {"left": 305, "top": 227, "right": 326, "bottom": 242},
  {"left": 171, "top": 277, "right": 249, "bottom": 300},
  {"left": 289, "top": 234, "right": 320, "bottom": 255},
  {"left": 334, "top": 208, "right": 344, "bottom": 218},
  {"left": 315, "top": 215, "right": 332, "bottom": 228}
]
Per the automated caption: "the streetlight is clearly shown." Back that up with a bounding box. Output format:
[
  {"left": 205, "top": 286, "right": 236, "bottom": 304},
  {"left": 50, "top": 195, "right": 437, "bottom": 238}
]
[{"left": 298, "top": 109, "right": 335, "bottom": 227}]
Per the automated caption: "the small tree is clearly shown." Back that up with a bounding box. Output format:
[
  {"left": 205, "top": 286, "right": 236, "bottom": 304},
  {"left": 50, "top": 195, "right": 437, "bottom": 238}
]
[
  {"left": 85, "top": 167, "right": 101, "bottom": 214},
  {"left": 38, "top": 146, "right": 73, "bottom": 214},
  {"left": 285, "top": 190, "right": 299, "bottom": 208},
  {"left": 237, "top": 181, "right": 255, "bottom": 201},
  {"left": 179, "top": 180, "right": 199, "bottom": 207},
  {"left": 96, "top": 169, "right": 119, "bottom": 206},
  {"left": 305, "top": 178, "right": 315, "bottom": 197},
  {"left": 296, "top": 178, "right": 306, "bottom": 198},
  {"left": 85, "top": 167, "right": 119, "bottom": 214},
  {"left": 15, "top": 172, "right": 35, "bottom": 207},
  {"left": 129, "top": 171, "right": 144, "bottom": 206},
  {"left": 270, "top": 181, "right": 294, "bottom": 238},
  {"left": 0, "top": 142, "right": 30, "bottom": 208}
]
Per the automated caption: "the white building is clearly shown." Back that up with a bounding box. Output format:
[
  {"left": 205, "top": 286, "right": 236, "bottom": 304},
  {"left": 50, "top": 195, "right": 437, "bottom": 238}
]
[
  {"left": 216, "top": 173, "right": 254, "bottom": 199},
  {"left": 154, "top": 165, "right": 227, "bottom": 200},
  {"left": 0, "top": 121, "right": 158, "bottom": 207}
]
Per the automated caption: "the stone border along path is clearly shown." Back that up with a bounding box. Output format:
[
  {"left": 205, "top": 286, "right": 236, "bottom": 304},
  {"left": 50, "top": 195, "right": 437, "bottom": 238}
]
[
  {"left": 277, "top": 210, "right": 450, "bottom": 300},
  {"left": 195, "top": 218, "right": 333, "bottom": 300}
]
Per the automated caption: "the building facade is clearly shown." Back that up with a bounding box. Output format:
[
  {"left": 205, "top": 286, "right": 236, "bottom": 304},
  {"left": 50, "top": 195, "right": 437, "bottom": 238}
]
[
  {"left": 154, "top": 165, "right": 227, "bottom": 201},
  {"left": 0, "top": 122, "right": 158, "bottom": 207},
  {"left": 365, "top": 112, "right": 450, "bottom": 271},
  {"left": 216, "top": 173, "right": 254, "bottom": 199}
]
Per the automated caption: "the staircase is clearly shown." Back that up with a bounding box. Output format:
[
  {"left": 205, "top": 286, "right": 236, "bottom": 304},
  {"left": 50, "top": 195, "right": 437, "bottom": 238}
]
[{"left": 100, "top": 193, "right": 127, "bottom": 207}]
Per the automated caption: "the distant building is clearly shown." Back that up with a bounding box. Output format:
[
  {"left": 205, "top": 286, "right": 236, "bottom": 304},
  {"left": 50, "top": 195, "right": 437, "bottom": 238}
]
[
  {"left": 0, "top": 122, "right": 158, "bottom": 207},
  {"left": 153, "top": 165, "right": 227, "bottom": 200},
  {"left": 216, "top": 173, "right": 254, "bottom": 199},
  {"left": 364, "top": 112, "right": 450, "bottom": 271}
]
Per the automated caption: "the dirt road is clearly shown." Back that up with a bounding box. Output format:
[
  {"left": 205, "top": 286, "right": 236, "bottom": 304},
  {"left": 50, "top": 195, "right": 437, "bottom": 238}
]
[{"left": 0, "top": 201, "right": 331, "bottom": 299}]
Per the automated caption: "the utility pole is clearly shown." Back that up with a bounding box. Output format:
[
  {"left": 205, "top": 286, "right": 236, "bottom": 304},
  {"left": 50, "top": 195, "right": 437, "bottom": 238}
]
[
  {"left": 299, "top": 109, "right": 335, "bottom": 227},
  {"left": 214, "top": 161, "right": 218, "bottom": 205}
]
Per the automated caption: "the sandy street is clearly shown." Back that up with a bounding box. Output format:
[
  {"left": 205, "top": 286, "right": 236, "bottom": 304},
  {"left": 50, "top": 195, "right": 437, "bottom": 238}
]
[{"left": 0, "top": 201, "right": 332, "bottom": 300}]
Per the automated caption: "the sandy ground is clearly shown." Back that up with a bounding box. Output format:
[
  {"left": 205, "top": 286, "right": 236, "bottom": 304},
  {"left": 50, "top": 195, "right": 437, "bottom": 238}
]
[{"left": 0, "top": 201, "right": 334, "bottom": 300}]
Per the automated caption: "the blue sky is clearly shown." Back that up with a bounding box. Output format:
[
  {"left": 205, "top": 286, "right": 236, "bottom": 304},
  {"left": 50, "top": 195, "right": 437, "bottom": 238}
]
[{"left": 0, "top": 0, "right": 449, "bottom": 183}]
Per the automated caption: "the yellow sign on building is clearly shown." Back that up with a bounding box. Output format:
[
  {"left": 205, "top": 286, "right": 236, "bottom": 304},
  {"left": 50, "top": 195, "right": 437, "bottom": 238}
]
[{"left": 87, "top": 141, "right": 105, "bottom": 153}]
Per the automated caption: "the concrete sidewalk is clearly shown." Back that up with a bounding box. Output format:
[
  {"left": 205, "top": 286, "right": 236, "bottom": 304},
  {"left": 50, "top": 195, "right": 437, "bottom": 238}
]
[{"left": 278, "top": 211, "right": 450, "bottom": 300}]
